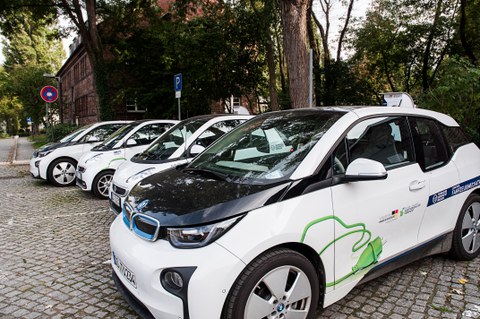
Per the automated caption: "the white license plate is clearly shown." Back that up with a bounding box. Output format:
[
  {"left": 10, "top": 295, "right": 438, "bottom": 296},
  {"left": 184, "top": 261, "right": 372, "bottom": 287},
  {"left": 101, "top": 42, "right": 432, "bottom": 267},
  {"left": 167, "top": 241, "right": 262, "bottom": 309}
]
[
  {"left": 113, "top": 252, "right": 137, "bottom": 288},
  {"left": 76, "top": 171, "right": 82, "bottom": 180},
  {"left": 111, "top": 193, "right": 121, "bottom": 207}
]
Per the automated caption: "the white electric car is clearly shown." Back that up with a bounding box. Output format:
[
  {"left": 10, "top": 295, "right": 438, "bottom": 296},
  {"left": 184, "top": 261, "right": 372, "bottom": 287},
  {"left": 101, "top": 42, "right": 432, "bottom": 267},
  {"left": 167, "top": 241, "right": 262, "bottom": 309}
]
[
  {"left": 110, "top": 105, "right": 480, "bottom": 319},
  {"left": 75, "top": 119, "right": 178, "bottom": 198},
  {"left": 108, "top": 114, "right": 252, "bottom": 214},
  {"left": 30, "top": 121, "right": 130, "bottom": 186}
]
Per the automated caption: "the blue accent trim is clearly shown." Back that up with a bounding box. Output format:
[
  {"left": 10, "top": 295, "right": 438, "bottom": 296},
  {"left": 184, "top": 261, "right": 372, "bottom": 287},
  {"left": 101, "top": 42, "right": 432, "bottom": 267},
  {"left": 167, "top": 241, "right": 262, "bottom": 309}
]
[
  {"left": 132, "top": 214, "right": 160, "bottom": 241},
  {"left": 122, "top": 208, "right": 131, "bottom": 228},
  {"left": 427, "top": 175, "right": 480, "bottom": 207}
]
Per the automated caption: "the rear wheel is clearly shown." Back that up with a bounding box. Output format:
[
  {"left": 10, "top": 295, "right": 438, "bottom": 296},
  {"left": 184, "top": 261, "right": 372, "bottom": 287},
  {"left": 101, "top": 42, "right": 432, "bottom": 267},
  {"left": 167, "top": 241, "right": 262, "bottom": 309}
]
[
  {"left": 92, "top": 170, "right": 114, "bottom": 199},
  {"left": 47, "top": 158, "right": 77, "bottom": 187},
  {"left": 222, "top": 248, "right": 319, "bottom": 319},
  {"left": 450, "top": 194, "right": 480, "bottom": 260}
]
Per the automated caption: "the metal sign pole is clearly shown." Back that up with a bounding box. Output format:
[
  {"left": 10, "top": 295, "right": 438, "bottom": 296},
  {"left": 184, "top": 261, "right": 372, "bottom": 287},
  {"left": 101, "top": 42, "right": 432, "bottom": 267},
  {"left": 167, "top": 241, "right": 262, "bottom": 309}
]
[{"left": 178, "top": 97, "right": 181, "bottom": 121}]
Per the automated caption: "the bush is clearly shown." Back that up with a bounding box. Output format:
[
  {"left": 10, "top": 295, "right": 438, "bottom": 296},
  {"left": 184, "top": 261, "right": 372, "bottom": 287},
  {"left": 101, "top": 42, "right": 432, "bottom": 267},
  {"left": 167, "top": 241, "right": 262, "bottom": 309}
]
[{"left": 45, "top": 124, "right": 78, "bottom": 142}]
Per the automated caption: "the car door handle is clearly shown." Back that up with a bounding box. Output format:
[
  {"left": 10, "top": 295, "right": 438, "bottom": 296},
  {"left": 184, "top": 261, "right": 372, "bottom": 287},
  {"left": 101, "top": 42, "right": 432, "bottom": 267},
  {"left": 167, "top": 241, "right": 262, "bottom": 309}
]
[{"left": 409, "top": 180, "right": 426, "bottom": 191}]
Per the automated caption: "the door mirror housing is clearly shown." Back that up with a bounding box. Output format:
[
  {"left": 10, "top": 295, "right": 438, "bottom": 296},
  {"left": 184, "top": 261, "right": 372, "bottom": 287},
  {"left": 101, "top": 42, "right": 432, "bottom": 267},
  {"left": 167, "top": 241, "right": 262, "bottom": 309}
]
[
  {"left": 344, "top": 158, "right": 388, "bottom": 182},
  {"left": 126, "top": 139, "right": 137, "bottom": 147},
  {"left": 86, "top": 135, "right": 99, "bottom": 143},
  {"left": 189, "top": 144, "right": 205, "bottom": 157}
]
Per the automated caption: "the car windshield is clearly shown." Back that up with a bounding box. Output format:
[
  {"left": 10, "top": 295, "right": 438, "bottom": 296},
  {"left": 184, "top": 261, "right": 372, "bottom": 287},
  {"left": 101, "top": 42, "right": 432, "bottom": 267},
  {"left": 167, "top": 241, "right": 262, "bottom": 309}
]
[
  {"left": 187, "top": 110, "right": 343, "bottom": 184},
  {"left": 92, "top": 122, "right": 138, "bottom": 151},
  {"left": 59, "top": 125, "right": 90, "bottom": 143},
  {"left": 134, "top": 118, "right": 208, "bottom": 161}
]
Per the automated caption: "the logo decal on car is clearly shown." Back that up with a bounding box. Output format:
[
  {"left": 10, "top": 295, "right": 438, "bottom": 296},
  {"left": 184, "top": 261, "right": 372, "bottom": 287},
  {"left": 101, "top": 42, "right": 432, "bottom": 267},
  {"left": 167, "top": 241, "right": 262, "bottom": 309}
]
[{"left": 428, "top": 175, "right": 480, "bottom": 207}]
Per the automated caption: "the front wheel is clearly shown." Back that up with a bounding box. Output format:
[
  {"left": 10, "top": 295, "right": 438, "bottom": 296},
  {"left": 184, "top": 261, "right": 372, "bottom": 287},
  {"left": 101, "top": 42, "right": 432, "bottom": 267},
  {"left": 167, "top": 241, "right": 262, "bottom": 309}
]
[
  {"left": 92, "top": 170, "right": 114, "bottom": 199},
  {"left": 450, "top": 193, "right": 480, "bottom": 260},
  {"left": 222, "top": 248, "right": 320, "bottom": 319},
  {"left": 47, "top": 158, "right": 77, "bottom": 187}
]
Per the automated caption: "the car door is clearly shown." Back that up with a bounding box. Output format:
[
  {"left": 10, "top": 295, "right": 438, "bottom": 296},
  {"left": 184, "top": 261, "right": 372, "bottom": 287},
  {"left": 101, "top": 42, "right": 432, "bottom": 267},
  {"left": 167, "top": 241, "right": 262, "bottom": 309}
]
[
  {"left": 409, "top": 117, "right": 461, "bottom": 243},
  {"left": 329, "top": 116, "right": 428, "bottom": 289}
]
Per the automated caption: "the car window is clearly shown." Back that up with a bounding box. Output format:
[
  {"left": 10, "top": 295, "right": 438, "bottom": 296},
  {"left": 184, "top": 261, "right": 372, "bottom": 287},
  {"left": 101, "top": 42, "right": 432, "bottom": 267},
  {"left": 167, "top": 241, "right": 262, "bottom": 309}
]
[
  {"left": 409, "top": 117, "right": 449, "bottom": 171},
  {"left": 80, "top": 123, "right": 126, "bottom": 143},
  {"left": 134, "top": 118, "right": 208, "bottom": 161},
  {"left": 192, "top": 120, "right": 245, "bottom": 149},
  {"left": 128, "top": 123, "right": 173, "bottom": 146},
  {"left": 188, "top": 110, "right": 343, "bottom": 184},
  {"left": 335, "top": 116, "right": 414, "bottom": 172},
  {"left": 349, "top": 117, "right": 413, "bottom": 168},
  {"left": 440, "top": 125, "right": 471, "bottom": 153}
]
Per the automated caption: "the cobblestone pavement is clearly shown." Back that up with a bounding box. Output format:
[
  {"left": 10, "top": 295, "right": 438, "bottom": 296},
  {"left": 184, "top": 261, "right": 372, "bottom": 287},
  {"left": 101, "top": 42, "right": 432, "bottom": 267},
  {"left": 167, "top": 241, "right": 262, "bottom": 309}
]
[{"left": 0, "top": 164, "right": 479, "bottom": 319}]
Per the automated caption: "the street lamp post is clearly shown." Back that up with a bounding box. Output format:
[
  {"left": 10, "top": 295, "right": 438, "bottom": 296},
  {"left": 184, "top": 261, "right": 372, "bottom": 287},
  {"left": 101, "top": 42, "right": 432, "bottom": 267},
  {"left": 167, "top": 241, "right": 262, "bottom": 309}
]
[{"left": 43, "top": 73, "right": 63, "bottom": 123}]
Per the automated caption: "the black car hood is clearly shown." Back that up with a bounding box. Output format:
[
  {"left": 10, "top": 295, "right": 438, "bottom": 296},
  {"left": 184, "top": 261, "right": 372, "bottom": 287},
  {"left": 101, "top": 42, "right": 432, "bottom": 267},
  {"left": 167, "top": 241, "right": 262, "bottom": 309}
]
[
  {"left": 125, "top": 168, "right": 291, "bottom": 227},
  {"left": 38, "top": 141, "right": 72, "bottom": 152}
]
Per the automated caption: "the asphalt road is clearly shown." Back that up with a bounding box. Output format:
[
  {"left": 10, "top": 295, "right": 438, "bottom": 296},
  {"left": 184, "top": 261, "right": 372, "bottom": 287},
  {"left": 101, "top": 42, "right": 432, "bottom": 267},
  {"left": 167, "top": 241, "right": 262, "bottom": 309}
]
[{"left": 0, "top": 163, "right": 479, "bottom": 319}]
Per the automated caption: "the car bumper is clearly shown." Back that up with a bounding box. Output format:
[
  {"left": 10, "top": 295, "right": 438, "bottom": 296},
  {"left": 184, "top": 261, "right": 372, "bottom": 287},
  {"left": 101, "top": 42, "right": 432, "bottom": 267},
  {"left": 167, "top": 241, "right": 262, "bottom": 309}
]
[
  {"left": 75, "top": 166, "right": 94, "bottom": 191},
  {"left": 29, "top": 158, "right": 42, "bottom": 179},
  {"left": 109, "top": 215, "right": 246, "bottom": 319}
]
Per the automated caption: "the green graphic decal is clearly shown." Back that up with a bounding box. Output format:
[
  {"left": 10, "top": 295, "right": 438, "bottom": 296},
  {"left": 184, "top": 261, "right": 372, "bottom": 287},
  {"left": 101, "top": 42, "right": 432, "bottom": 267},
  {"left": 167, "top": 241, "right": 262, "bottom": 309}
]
[
  {"left": 301, "top": 215, "right": 383, "bottom": 287},
  {"left": 106, "top": 157, "right": 127, "bottom": 169}
]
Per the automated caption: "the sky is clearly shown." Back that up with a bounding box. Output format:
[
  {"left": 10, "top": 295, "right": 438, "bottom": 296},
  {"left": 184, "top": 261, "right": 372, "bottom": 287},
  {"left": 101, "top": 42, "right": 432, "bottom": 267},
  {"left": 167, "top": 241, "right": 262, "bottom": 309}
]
[{"left": 0, "top": 0, "right": 372, "bottom": 66}]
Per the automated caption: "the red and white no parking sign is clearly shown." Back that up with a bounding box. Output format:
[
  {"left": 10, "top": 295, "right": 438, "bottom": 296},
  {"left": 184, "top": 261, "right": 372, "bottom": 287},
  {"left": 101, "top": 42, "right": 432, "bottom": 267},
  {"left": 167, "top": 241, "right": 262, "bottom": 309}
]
[{"left": 40, "top": 86, "right": 58, "bottom": 103}]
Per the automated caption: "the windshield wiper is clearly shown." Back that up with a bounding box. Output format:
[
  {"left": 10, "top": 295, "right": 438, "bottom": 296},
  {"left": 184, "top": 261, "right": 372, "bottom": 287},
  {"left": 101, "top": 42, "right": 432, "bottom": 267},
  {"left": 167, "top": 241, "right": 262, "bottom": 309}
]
[{"left": 183, "top": 167, "right": 230, "bottom": 182}]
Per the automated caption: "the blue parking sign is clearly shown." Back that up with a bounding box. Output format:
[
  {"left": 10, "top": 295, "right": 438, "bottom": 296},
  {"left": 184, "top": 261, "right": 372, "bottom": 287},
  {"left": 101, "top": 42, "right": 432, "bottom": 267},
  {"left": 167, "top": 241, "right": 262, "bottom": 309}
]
[{"left": 174, "top": 74, "right": 182, "bottom": 92}]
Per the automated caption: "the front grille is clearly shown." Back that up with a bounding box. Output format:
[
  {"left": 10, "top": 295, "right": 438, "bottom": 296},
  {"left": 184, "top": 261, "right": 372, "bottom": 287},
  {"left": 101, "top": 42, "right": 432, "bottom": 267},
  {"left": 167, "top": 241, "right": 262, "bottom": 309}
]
[
  {"left": 112, "top": 184, "right": 127, "bottom": 196},
  {"left": 77, "top": 166, "right": 86, "bottom": 173},
  {"left": 132, "top": 214, "right": 160, "bottom": 241}
]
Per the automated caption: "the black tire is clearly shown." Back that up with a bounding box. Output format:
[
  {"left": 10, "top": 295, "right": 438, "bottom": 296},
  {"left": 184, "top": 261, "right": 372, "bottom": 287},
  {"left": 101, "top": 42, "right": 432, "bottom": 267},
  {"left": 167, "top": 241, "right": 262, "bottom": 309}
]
[
  {"left": 92, "top": 170, "right": 114, "bottom": 199},
  {"left": 222, "top": 248, "right": 320, "bottom": 319},
  {"left": 47, "top": 158, "right": 77, "bottom": 187},
  {"left": 450, "top": 193, "right": 480, "bottom": 261}
]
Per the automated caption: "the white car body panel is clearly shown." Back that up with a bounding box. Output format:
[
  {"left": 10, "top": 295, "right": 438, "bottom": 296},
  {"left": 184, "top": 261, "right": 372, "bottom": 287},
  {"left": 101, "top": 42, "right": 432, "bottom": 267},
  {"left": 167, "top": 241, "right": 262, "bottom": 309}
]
[
  {"left": 109, "top": 106, "right": 480, "bottom": 319},
  {"left": 29, "top": 121, "right": 131, "bottom": 181},
  {"left": 76, "top": 120, "right": 178, "bottom": 192},
  {"left": 109, "top": 115, "right": 252, "bottom": 213}
]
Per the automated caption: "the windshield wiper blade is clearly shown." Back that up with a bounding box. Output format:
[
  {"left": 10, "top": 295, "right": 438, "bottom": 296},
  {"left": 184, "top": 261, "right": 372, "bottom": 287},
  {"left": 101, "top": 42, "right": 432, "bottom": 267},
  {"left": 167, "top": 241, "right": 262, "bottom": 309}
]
[{"left": 183, "top": 168, "right": 230, "bottom": 181}]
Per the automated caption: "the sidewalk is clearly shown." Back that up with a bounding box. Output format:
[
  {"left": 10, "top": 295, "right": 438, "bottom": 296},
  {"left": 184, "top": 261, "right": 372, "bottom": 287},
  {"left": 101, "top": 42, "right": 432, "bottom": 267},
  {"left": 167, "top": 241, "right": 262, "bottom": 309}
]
[{"left": 0, "top": 136, "right": 34, "bottom": 166}]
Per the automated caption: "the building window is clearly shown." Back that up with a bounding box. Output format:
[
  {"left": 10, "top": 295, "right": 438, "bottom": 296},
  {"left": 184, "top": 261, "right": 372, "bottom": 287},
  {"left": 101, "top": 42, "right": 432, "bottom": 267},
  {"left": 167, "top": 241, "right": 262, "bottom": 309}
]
[{"left": 126, "top": 99, "right": 146, "bottom": 113}]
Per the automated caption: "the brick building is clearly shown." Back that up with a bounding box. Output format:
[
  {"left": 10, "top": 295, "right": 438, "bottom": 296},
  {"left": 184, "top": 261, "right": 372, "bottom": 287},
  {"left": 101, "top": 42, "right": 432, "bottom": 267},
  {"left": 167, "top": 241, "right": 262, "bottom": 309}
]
[{"left": 56, "top": 0, "right": 260, "bottom": 125}]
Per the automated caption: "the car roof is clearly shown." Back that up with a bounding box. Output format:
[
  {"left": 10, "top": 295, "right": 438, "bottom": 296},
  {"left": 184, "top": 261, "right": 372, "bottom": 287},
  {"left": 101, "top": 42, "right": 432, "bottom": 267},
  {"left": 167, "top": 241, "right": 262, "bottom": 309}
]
[{"left": 261, "top": 106, "right": 458, "bottom": 127}]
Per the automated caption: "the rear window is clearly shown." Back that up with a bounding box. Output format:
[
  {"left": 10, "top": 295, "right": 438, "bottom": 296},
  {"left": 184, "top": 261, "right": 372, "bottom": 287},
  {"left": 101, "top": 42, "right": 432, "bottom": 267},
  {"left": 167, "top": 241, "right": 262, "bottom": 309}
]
[{"left": 441, "top": 126, "right": 471, "bottom": 153}]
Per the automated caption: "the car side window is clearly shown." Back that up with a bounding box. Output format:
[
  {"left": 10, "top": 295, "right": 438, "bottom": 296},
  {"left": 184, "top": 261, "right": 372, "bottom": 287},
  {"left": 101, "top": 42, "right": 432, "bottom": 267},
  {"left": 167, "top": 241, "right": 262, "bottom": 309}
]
[
  {"left": 194, "top": 120, "right": 244, "bottom": 148},
  {"left": 440, "top": 125, "right": 471, "bottom": 154},
  {"left": 129, "top": 123, "right": 172, "bottom": 146},
  {"left": 81, "top": 124, "right": 125, "bottom": 143},
  {"left": 409, "top": 117, "right": 449, "bottom": 171},
  {"left": 347, "top": 117, "right": 414, "bottom": 169}
]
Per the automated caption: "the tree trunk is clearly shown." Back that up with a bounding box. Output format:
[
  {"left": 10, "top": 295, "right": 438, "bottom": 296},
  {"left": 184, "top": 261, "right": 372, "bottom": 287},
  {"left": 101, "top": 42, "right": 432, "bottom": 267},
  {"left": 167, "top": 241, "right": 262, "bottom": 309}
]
[
  {"left": 266, "top": 34, "right": 280, "bottom": 111},
  {"left": 459, "top": 0, "right": 477, "bottom": 65},
  {"left": 280, "top": 0, "right": 309, "bottom": 109},
  {"left": 336, "top": 0, "right": 354, "bottom": 61},
  {"left": 422, "top": 0, "right": 443, "bottom": 93}
]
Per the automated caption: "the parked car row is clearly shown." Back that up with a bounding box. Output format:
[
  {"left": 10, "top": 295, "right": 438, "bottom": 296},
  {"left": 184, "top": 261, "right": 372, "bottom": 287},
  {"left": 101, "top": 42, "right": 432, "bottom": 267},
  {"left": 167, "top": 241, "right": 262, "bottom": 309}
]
[{"left": 30, "top": 100, "right": 480, "bottom": 319}]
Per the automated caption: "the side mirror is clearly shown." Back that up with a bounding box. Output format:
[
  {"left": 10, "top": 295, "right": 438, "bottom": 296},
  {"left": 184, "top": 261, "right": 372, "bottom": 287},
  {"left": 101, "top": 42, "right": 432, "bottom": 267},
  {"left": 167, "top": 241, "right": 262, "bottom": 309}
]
[
  {"left": 87, "top": 136, "right": 99, "bottom": 143},
  {"left": 190, "top": 144, "right": 205, "bottom": 157},
  {"left": 126, "top": 139, "right": 137, "bottom": 146},
  {"left": 344, "top": 158, "right": 388, "bottom": 182}
]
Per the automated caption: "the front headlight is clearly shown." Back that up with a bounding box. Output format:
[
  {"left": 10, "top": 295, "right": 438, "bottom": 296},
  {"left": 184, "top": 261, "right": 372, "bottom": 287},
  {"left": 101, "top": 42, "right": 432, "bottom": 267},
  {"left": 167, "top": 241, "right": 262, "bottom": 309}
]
[
  {"left": 167, "top": 215, "right": 244, "bottom": 248},
  {"left": 37, "top": 150, "right": 53, "bottom": 158},
  {"left": 85, "top": 153, "right": 103, "bottom": 164},
  {"left": 126, "top": 167, "right": 156, "bottom": 184}
]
